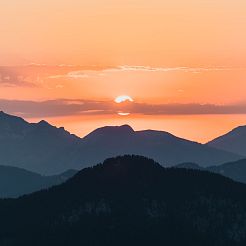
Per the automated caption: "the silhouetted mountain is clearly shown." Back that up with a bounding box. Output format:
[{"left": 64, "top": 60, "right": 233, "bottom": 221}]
[
  {"left": 175, "top": 162, "right": 205, "bottom": 170},
  {"left": 208, "top": 159, "right": 246, "bottom": 184},
  {"left": 0, "top": 112, "right": 243, "bottom": 174},
  {"left": 1, "top": 155, "right": 246, "bottom": 245},
  {"left": 84, "top": 124, "right": 135, "bottom": 141},
  {"left": 0, "top": 111, "right": 80, "bottom": 174},
  {"left": 80, "top": 125, "right": 242, "bottom": 169},
  {"left": 0, "top": 165, "right": 77, "bottom": 198},
  {"left": 176, "top": 159, "right": 246, "bottom": 184},
  {"left": 207, "top": 125, "right": 246, "bottom": 156}
]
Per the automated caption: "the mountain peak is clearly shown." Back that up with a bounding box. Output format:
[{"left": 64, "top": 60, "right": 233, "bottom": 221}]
[
  {"left": 84, "top": 124, "right": 135, "bottom": 140},
  {"left": 70, "top": 155, "right": 163, "bottom": 184},
  {"left": 0, "top": 111, "right": 28, "bottom": 125},
  {"left": 37, "top": 120, "right": 52, "bottom": 127},
  {"left": 0, "top": 111, "right": 13, "bottom": 118},
  {"left": 175, "top": 162, "right": 204, "bottom": 170},
  {"left": 118, "top": 124, "right": 134, "bottom": 132},
  {"left": 102, "top": 155, "right": 161, "bottom": 171},
  {"left": 102, "top": 124, "right": 134, "bottom": 132},
  {"left": 207, "top": 125, "right": 246, "bottom": 156}
]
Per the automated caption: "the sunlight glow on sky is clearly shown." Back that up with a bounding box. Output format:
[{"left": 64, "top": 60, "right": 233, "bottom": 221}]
[{"left": 0, "top": 0, "right": 246, "bottom": 142}]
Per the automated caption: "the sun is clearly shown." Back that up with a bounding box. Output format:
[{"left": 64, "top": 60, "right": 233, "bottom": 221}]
[
  {"left": 114, "top": 95, "right": 134, "bottom": 104},
  {"left": 114, "top": 95, "right": 133, "bottom": 116}
]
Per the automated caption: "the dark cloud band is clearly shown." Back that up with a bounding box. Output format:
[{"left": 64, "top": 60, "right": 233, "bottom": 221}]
[{"left": 0, "top": 99, "right": 246, "bottom": 118}]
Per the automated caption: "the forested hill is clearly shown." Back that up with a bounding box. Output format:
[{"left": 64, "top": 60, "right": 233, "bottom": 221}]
[{"left": 1, "top": 155, "right": 246, "bottom": 245}]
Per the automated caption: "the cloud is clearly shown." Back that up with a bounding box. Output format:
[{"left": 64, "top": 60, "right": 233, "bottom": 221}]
[
  {"left": 0, "top": 99, "right": 246, "bottom": 118},
  {"left": 0, "top": 65, "right": 113, "bottom": 86},
  {"left": 128, "top": 103, "right": 246, "bottom": 115},
  {"left": 48, "top": 71, "right": 90, "bottom": 79},
  {"left": 103, "top": 65, "right": 239, "bottom": 74},
  {"left": 0, "top": 99, "right": 114, "bottom": 118},
  {"left": 1, "top": 64, "right": 243, "bottom": 85},
  {"left": 0, "top": 68, "right": 36, "bottom": 87},
  {"left": 46, "top": 65, "right": 242, "bottom": 80}
]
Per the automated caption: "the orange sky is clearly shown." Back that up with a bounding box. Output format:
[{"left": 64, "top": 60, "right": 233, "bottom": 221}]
[{"left": 0, "top": 0, "right": 246, "bottom": 142}]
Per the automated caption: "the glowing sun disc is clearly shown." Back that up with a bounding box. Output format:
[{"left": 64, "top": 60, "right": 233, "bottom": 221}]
[
  {"left": 115, "top": 95, "right": 134, "bottom": 103},
  {"left": 118, "top": 112, "right": 130, "bottom": 116}
]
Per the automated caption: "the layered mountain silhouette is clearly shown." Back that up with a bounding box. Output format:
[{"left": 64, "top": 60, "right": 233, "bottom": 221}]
[
  {"left": 0, "top": 165, "right": 77, "bottom": 198},
  {"left": 207, "top": 125, "right": 246, "bottom": 156},
  {"left": 1, "top": 155, "right": 246, "bottom": 245},
  {"left": 0, "top": 111, "right": 243, "bottom": 174},
  {"left": 81, "top": 125, "right": 243, "bottom": 168},
  {"left": 209, "top": 159, "right": 246, "bottom": 184},
  {"left": 0, "top": 111, "right": 80, "bottom": 174},
  {"left": 175, "top": 162, "right": 205, "bottom": 170},
  {"left": 176, "top": 159, "right": 246, "bottom": 184}
]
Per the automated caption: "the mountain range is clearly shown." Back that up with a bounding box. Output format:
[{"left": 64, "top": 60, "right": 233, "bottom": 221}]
[
  {"left": 0, "top": 165, "right": 77, "bottom": 198},
  {"left": 177, "top": 159, "right": 246, "bottom": 184},
  {"left": 207, "top": 125, "right": 246, "bottom": 156},
  {"left": 0, "top": 111, "right": 244, "bottom": 175},
  {"left": 1, "top": 155, "right": 246, "bottom": 245},
  {"left": 2, "top": 158, "right": 246, "bottom": 198}
]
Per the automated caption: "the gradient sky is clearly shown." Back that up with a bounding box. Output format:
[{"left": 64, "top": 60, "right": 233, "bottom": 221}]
[{"left": 0, "top": 0, "right": 246, "bottom": 142}]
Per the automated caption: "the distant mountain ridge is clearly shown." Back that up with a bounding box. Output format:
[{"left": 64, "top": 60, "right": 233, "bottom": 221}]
[
  {"left": 207, "top": 125, "right": 246, "bottom": 156},
  {"left": 0, "top": 165, "right": 77, "bottom": 198},
  {"left": 0, "top": 111, "right": 244, "bottom": 174},
  {"left": 0, "top": 111, "right": 80, "bottom": 174},
  {"left": 1, "top": 155, "right": 246, "bottom": 245},
  {"left": 175, "top": 162, "right": 205, "bottom": 170},
  {"left": 176, "top": 159, "right": 246, "bottom": 184},
  {"left": 209, "top": 159, "right": 246, "bottom": 184},
  {"left": 81, "top": 125, "right": 243, "bottom": 167}
]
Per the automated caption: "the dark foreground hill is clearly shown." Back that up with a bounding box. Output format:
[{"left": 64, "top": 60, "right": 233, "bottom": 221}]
[
  {"left": 1, "top": 156, "right": 246, "bottom": 245},
  {"left": 0, "top": 111, "right": 242, "bottom": 174},
  {"left": 0, "top": 166, "right": 77, "bottom": 198}
]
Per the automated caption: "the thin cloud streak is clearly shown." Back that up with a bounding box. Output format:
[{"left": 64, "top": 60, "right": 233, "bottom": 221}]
[
  {"left": 1, "top": 65, "right": 244, "bottom": 84},
  {"left": 0, "top": 65, "right": 114, "bottom": 86},
  {"left": 105, "top": 65, "right": 239, "bottom": 73},
  {"left": 47, "top": 65, "right": 242, "bottom": 79}
]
